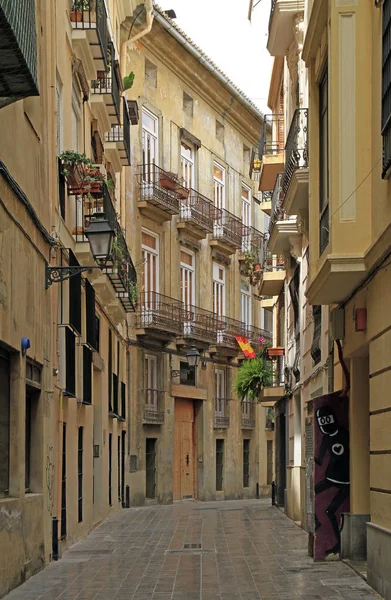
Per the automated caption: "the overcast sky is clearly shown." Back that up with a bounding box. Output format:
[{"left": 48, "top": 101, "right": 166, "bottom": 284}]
[{"left": 160, "top": 0, "right": 273, "bottom": 113}]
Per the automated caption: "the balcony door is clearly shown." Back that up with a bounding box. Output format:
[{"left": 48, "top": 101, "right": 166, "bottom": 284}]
[
  {"left": 215, "top": 369, "right": 226, "bottom": 417},
  {"left": 142, "top": 107, "right": 158, "bottom": 182},
  {"left": 240, "top": 280, "right": 251, "bottom": 332},
  {"left": 213, "top": 162, "right": 225, "bottom": 210},
  {"left": 213, "top": 263, "right": 225, "bottom": 317},
  {"left": 180, "top": 249, "right": 195, "bottom": 308},
  {"left": 241, "top": 184, "right": 251, "bottom": 252},
  {"left": 181, "top": 142, "right": 194, "bottom": 189},
  {"left": 142, "top": 230, "right": 159, "bottom": 307}
]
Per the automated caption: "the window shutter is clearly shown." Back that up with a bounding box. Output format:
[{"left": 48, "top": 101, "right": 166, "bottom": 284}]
[
  {"left": 382, "top": 0, "right": 391, "bottom": 176},
  {"left": 310, "top": 305, "right": 322, "bottom": 365},
  {"left": 65, "top": 327, "right": 76, "bottom": 397},
  {"left": 69, "top": 249, "right": 81, "bottom": 334},
  {"left": 83, "top": 346, "right": 92, "bottom": 404},
  {"left": 121, "top": 382, "right": 126, "bottom": 419},
  {"left": 85, "top": 280, "right": 96, "bottom": 348},
  {"left": 113, "top": 373, "right": 119, "bottom": 415}
]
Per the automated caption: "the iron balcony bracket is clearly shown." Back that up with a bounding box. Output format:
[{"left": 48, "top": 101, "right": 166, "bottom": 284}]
[{"left": 45, "top": 264, "right": 101, "bottom": 288}]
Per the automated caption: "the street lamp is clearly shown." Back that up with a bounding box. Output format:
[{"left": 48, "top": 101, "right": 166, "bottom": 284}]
[
  {"left": 170, "top": 346, "right": 201, "bottom": 378},
  {"left": 45, "top": 214, "right": 115, "bottom": 288}
]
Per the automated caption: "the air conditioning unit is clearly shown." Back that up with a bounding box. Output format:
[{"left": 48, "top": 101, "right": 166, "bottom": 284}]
[
  {"left": 127, "top": 100, "right": 139, "bottom": 125},
  {"left": 330, "top": 308, "right": 345, "bottom": 341}
]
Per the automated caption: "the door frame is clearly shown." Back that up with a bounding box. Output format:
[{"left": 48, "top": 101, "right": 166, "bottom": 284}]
[{"left": 173, "top": 398, "right": 197, "bottom": 500}]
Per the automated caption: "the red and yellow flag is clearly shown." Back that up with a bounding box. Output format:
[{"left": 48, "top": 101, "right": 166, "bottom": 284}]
[{"left": 235, "top": 336, "right": 256, "bottom": 359}]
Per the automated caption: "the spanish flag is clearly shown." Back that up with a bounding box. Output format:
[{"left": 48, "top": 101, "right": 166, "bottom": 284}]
[{"left": 235, "top": 337, "right": 256, "bottom": 359}]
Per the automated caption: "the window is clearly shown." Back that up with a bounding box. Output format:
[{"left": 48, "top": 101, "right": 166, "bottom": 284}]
[
  {"left": 142, "top": 230, "right": 159, "bottom": 297},
  {"left": 121, "top": 381, "right": 126, "bottom": 420},
  {"left": 215, "top": 369, "right": 226, "bottom": 417},
  {"left": 145, "top": 58, "right": 157, "bottom": 87},
  {"left": 216, "top": 440, "right": 224, "bottom": 491},
  {"left": 382, "top": 0, "right": 391, "bottom": 177},
  {"left": 181, "top": 142, "right": 194, "bottom": 189},
  {"left": 71, "top": 83, "right": 81, "bottom": 151},
  {"left": 243, "top": 439, "right": 250, "bottom": 487},
  {"left": 108, "top": 329, "right": 113, "bottom": 412},
  {"left": 121, "top": 431, "right": 126, "bottom": 505},
  {"left": 82, "top": 347, "right": 92, "bottom": 404},
  {"left": 78, "top": 427, "right": 83, "bottom": 522},
  {"left": 108, "top": 433, "right": 112, "bottom": 506},
  {"left": 311, "top": 305, "right": 322, "bottom": 365},
  {"left": 240, "top": 280, "right": 251, "bottom": 330},
  {"left": 146, "top": 438, "right": 157, "bottom": 498},
  {"left": 64, "top": 327, "right": 76, "bottom": 397},
  {"left": 85, "top": 280, "right": 96, "bottom": 349},
  {"left": 145, "top": 354, "right": 158, "bottom": 410},
  {"left": 113, "top": 373, "right": 119, "bottom": 415},
  {"left": 69, "top": 249, "right": 82, "bottom": 335},
  {"left": 180, "top": 249, "right": 195, "bottom": 307},
  {"left": 94, "top": 314, "right": 100, "bottom": 353},
  {"left": 117, "top": 435, "right": 121, "bottom": 503},
  {"left": 61, "top": 423, "right": 67, "bottom": 538},
  {"left": 241, "top": 184, "right": 251, "bottom": 229},
  {"left": 180, "top": 361, "right": 196, "bottom": 386},
  {"left": 142, "top": 108, "right": 158, "bottom": 179},
  {"left": 213, "top": 162, "right": 225, "bottom": 210},
  {"left": 319, "top": 67, "right": 329, "bottom": 254},
  {"left": 216, "top": 120, "right": 224, "bottom": 143},
  {"left": 56, "top": 75, "right": 63, "bottom": 154},
  {"left": 242, "top": 400, "right": 252, "bottom": 420},
  {"left": 213, "top": 262, "right": 225, "bottom": 317},
  {"left": 183, "top": 91, "right": 193, "bottom": 117}
]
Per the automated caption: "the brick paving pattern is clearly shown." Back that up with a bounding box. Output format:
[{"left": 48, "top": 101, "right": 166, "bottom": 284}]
[{"left": 4, "top": 500, "right": 381, "bottom": 600}]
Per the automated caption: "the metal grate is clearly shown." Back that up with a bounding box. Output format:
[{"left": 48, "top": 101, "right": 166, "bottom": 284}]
[{"left": 183, "top": 543, "right": 201, "bottom": 549}]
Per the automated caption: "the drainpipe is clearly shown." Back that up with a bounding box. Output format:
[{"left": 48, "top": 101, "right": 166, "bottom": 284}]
[{"left": 123, "top": 0, "right": 154, "bottom": 48}]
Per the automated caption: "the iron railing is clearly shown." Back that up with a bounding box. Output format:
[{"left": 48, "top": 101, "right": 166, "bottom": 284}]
[
  {"left": 269, "top": 172, "right": 283, "bottom": 235},
  {"left": 137, "top": 164, "right": 181, "bottom": 215},
  {"left": 215, "top": 315, "right": 247, "bottom": 349},
  {"left": 260, "top": 113, "right": 284, "bottom": 158},
  {"left": 91, "top": 44, "right": 120, "bottom": 123},
  {"left": 212, "top": 208, "right": 243, "bottom": 250},
  {"left": 142, "top": 389, "right": 165, "bottom": 424},
  {"left": 180, "top": 304, "right": 217, "bottom": 344},
  {"left": 242, "top": 402, "right": 256, "bottom": 428},
  {"left": 103, "top": 227, "right": 137, "bottom": 312},
  {"left": 247, "top": 325, "right": 273, "bottom": 347},
  {"left": 214, "top": 399, "right": 230, "bottom": 428},
  {"left": 261, "top": 190, "right": 272, "bottom": 203},
  {"left": 70, "top": 0, "right": 108, "bottom": 71},
  {"left": 267, "top": 355, "right": 285, "bottom": 387},
  {"left": 0, "top": 0, "right": 39, "bottom": 106},
  {"left": 241, "top": 226, "right": 264, "bottom": 256},
  {"left": 136, "top": 292, "right": 184, "bottom": 335},
  {"left": 282, "top": 108, "right": 308, "bottom": 194},
  {"left": 179, "top": 189, "right": 218, "bottom": 234},
  {"left": 105, "top": 97, "right": 131, "bottom": 165}
]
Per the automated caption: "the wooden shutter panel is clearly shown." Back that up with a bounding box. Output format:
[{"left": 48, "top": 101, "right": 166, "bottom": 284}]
[{"left": 85, "top": 280, "right": 96, "bottom": 348}]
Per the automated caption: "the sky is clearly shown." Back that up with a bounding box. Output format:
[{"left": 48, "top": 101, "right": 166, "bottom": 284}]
[{"left": 158, "top": 0, "right": 273, "bottom": 114}]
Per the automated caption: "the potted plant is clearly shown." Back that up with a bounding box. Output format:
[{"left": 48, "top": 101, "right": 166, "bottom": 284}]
[
  {"left": 128, "top": 279, "right": 138, "bottom": 307},
  {"left": 233, "top": 354, "right": 272, "bottom": 401},
  {"left": 159, "top": 171, "right": 177, "bottom": 191},
  {"left": 59, "top": 150, "right": 92, "bottom": 190},
  {"left": 267, "top": 347, "right": 284, "bottom": 358},
  {"left": 70, "top": 0, "right": 90, "bottom": 22}
]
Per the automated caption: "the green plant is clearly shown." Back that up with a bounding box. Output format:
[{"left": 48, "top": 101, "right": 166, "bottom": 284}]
[
  {"left": 59, "top": 150, "right": 91, "bottom": 176},
  {"left": 112, "top": 233, "right": 126, "bottom": 268},
  {"left": 72, "top": 0, "right": 91, "bottom": 11},
  {"left": 128, "top": 279, "right": 138, "bottom": 305},
  {"left": 123, "top": 71, "right": 135, "bottom": 91},
  {"left": 233, "top": 356, "right": 272, "bottom": 401}
]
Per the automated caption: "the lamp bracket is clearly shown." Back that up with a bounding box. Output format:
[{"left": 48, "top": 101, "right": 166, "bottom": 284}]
[{"left": 45, "top": 264, "right": 101, "bottom": 288}]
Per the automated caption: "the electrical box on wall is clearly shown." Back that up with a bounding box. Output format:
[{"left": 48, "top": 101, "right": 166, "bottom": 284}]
[{"left": 330, "top": 308, "right": 345, "bottom": 340}]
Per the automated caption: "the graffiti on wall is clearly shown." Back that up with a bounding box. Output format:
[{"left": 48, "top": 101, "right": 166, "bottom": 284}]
[{"left": 313, "top": 391, "right": 350, "bottom": 560}]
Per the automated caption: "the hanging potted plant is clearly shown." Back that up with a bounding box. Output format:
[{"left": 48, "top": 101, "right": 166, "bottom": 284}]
[
  {"left": 59, "top": 150, "right": 92, "bottom": 191},
  {"left": 267, "top": 347, "right": 284, "bottom": 358},
  {"left": 159, "top": 170, "right": 177, "bottom": 191},
  {"left": 233, "top": 348, "right": 273, "bottom": 401}
]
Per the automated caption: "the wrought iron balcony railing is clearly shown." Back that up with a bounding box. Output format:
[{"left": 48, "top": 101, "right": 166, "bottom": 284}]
[
  {"left": 215, "top": 315, "right": 247, "bottom": 349},
  {"left": 247, "top": 326, "right": 273, "bottom": 347},
  {"left": 71, "top": 184, "right": 136, "bottom": 311},
  {"left": 0, "top": 0, "right": 39, "bottom": 107},
  {"left": 214, "top": 398, "right": 230, "bottom": 428},
  {"left": 260, "top": 113, "right": 284, "bottom": 159},
  {"left": 282, "top": 108, "right": 308, "bottom": 194},
  {"left": 242, "top": 401, "right": 256, "bottom": 429},
  {"left": 137, "top": 164, "right": 182, "bottom": 215},
  {"left": 136, "top": 292, "right": 184, "bottom": 335},
  {"left": 241, "top": 226, "right": 264, "bottom": 256},
  {"left": 91, "top": 43, "right": 120, "bottom": 123},
  {"left": 180, "top": 304, "right": 217, "bottom": 344},
  {"left": 70, "top": 0, "right": 108, "bottom": 71},
  {"left": 179, "top": 189, "right": 218, "bottom": 234},
  {"left": 212, "top": 208, "right": 243, "bottom": 250},
  {"left": 269, "top": 172, "right": 283, "bottom": 235},
  {"left": 105, "top": 97, "right": 131, "bottom": 166},
  {"left": 142, "top": 389, "right": 165, "bottom": 425}
]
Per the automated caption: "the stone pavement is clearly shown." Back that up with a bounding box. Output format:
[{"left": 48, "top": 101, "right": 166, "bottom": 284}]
[{"left": 4, "top": 500, "right": 381, "bottom": 600}]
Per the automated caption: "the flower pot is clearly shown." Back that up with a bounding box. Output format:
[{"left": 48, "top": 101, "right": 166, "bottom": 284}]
[
  {"left": 254, "top": 264, "right": 261, "bottom": 272},
  {"left": 70, "top": 10, "right": 82, "bottom": 22},
  {"left": 159, "top": 173, "right": 177, "bottom": 191},
  {"left": 176, "top": 187, "right": 189, "bottom": 200},
  {"left": 267, "top": 347, "right": 284, "bottom": 358}
]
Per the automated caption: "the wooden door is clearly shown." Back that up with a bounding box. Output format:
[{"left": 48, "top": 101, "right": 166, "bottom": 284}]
[{"left": 173, "top": 399, "right": 195, "bottom": 500}]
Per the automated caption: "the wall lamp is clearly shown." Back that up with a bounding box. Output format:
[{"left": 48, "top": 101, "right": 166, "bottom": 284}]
[
  {"left": 45, "top": 215, "right": 115, "bottom": 288},
  {"left": 170, "top": 346, "right": 200, "bottom": 379}
]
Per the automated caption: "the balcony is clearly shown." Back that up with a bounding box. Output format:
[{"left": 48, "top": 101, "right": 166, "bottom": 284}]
[
  {"left": 258, "top": 255, "right": 286, "bottom": 297},
  {"left": 142, "top": 390, "right": 165, "bottom": 425},
  {"left": 242, "top": 402, "right": 256, "bottom": 429},
  {"left": 210, "top": 316, "right": 246, "bottom": 357},
  {"left": 247, "top": 325, "right": 273, "bottom": 348},
  {"left": 104, "top": 97, "right": 131, "bottom": 172},
  {"left": 214, "top": 399, "right": 230, "bottom": 428},
  {"left": 137, "top": 164, "right": 182, "bottom": 223},
  {"left": 260, "top": 190, "right": 272, "bottom": 215},
  {"left": 258, "top": 113, "right": 284, "bottom": 191},
  {"left": 177, "top": 305, "right": 217, "bottom": 347},
  {"left": 71, "top": 184, "right": 137, "bottom": 313},
  {"left": 268, "top": 173, "right": 301, "bottom": 256},
  {"left": 267, "top": 0, "right": 305, "bottom": 57},
  {"left": 259, "top": 355, "right": 285, "bottom": 406},
  {"left": 210, "top": 208, "right": 243, "bottom": 255},
  {"left": 282, "top": 109, "right": 309, "bottom": 219},
  {"left": 0, "top": 0, "right": 39, "bottom": 107},
  {"left": 91, "top": 44, "right": 121, "bottom": 131},
  {"left": 135, "top": 292, "right": 184, "bottom": 340},
  {"left": 177, "top": 189, "right": 217, "bottom": 240},
  {"left": 70, "top": 0, "right": 108, "bottom": 81},
  {"left": 239, "top": 227, "right": 265, "bottom": 279}
]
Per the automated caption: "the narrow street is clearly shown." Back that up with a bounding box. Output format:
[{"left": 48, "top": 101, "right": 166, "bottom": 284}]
[{"left": 4, "top": 500, "right": 379, "bottom": 600}]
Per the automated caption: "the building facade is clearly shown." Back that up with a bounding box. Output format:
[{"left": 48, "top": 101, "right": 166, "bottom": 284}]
[{"left": 125, "top": 9, "right": 273, "bottom": 505}]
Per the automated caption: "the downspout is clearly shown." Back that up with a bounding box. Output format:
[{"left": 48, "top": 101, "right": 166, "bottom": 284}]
[{"left": 124, "top": 0, "right": 154, "bottom": 47}]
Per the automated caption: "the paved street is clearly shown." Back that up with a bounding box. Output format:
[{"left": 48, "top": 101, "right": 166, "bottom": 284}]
[{"left": 4, "top": 500, "right": 380, "bottom": 600}]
